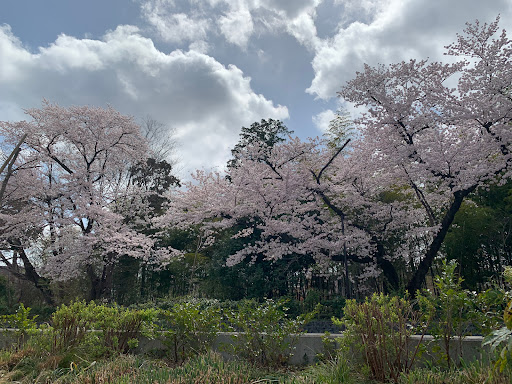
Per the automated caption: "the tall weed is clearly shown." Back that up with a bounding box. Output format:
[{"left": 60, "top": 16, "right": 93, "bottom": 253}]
[
  {"left": 161, "top": 300, "right": 223, "bottom": 364},
  {"left": 337, "top": 293, "right": 429, "bottom": 383},
  {"left": 225, "top": 298, "right": 318, "bottom": 368}
]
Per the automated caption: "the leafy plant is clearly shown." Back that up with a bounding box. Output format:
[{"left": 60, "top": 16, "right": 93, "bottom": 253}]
[
  {"left": 417, "top": 260, "right": 484, "bottom": 368},
  {"left": 225, "top": 298, "right": 318, "bottom": 367},
  {"left": 302, "top": 356, "right": 355, "bottom": 384},
  {"left": 475, "top": 286, "right": 507, "bottom": 334},
  {"left": 337, "top": 293, "right": 429, "bottom": 383},
  {"left": 0, "top": 304, "right": 38, "bottom": 349},
  {"left": 315, "top": 332, "right": 339, "bottom": 363},
  {"left": 161, "top": 300, "right": 223, "bottom": 364},
  {"left": 483, "top": 266, "right": 512, "bottom": 372},
  {"left": 30, "top": 301, "right": 158, "bottom": 359},
  {"left": 92, "top": 304, "right": 159, "bottom": 355},
  {"left": 46, "top": 301, "right": 97, "bottom": 354},
  {"left": 398, "top": 359, "right": 511, "bottom": 384}
]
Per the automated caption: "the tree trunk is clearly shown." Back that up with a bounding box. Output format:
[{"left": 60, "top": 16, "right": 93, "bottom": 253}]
[
  {"left": 10, "top": 239, "right": 55, "bottom": 306},
  {"left": 100, "top": 263, "right": 114, "bottom": 301},
  {"left": 374, "top": 238, "right": 400, "bottom": 293},
  {"left": 87, "top": 263, "right": 114, "bottom": 301},
  {"left": 87, "top": 265, "right": 101, "bottom": 301},
  {"left": 406, "top": 187, "right": 476, "bottom": 296}
]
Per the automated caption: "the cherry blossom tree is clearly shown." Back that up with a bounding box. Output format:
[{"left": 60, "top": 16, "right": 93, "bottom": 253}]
[
  {"left": 0, "top": 101, "right": 178, "bottom": 303},
  {"left": 166, "top": 137, "right": 413, "bottom": 296},
  {"left": 339, "top": 16, "right": 512, "bottom": 294},
  {"left": 168, "top": 16, "right": 512, "bottom": 297}
]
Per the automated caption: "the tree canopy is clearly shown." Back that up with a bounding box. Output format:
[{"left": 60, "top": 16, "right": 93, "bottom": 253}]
[
  {"left": 167, "top": 16, "right": 512, "bottom": 296},
  {"left": 0, "top": 102, "right": 180, "bottom": 303},
  {"left": 1, "top": 17, "right": 511, "bottom": 304}
]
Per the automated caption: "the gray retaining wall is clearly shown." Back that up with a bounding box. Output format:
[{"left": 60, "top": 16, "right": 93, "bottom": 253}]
[
  {"left": 0, "top": 329, "right": 490, "bottom": 366},
  {"left": 136, "top": 332, "right": 489, "bottom": 366}
]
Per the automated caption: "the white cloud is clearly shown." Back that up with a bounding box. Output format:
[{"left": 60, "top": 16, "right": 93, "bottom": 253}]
[
  {"left": 218, "top": 7, "right": 254, "bottom": 48},
  {"left": 285, "top": 10, "right": 321, "bottom": 51},
  {"left": 0, "top": 25, "right": 33, "bottom": 83},
  {"left": 334, "top": 0, "right": 389, "bottom": 26},
  {"left": 138, "top": 0, "right": 512, "bottom": 106},
  {"left": 140, "top": 0, "right": 324, "bottom": 50},
  {"left": 188, "top": 40, "right": 209, "bottom": 54},
  {"left": 307, "top": 0, "right": 512, "bottom": 100},
  {"left": 142, "top": 1, "right": 211, "bottom": 44},
  {"left": 0, "top": 24, "right": 289, "bottom": 177},
  {"left": 312, "top": 109, "right": 335, "bottom": 133},
  {"left": 259, "top": 0, "right": 322, "bottom": 19}
]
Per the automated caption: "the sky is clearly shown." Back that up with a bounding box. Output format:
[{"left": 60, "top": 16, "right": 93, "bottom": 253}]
[{"left": 1, "top": 0, "right": 511, "bottom": 178}]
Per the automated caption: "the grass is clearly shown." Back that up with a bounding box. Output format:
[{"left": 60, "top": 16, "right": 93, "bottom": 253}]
[
  {"left": 0, "top": 350, "right": 305, "bottom": 384},
  {"left": 0, "top": 347, "right": 510, "bottom": 384}
]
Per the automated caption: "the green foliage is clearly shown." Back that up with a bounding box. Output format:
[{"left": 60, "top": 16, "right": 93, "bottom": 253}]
[
  {"left": 161, "top": 300, "right": 223, "bottom": 364},
  {"left": 483, "top": 266, "right": 512, "bottom": 372},
  {"left": 228, "top": 118, "right": 293, "bottom": 169},
  {"left": 225, "top": 298, "right": 319, "bottom": 368},
  {"left": 0, "top": 275, "right": 15, "bottom": 315},
  {"left": 324, "top": 108, "right": 354, "bottom": 150},
  {"left": 306, "top": 291, "right": 346, "bottom": 319},
  {"left": 47, "top": 301, "right": 97, "bottom": 353},
  {"left": 474, "top": 287, "right": 506, "bottom": 334},
  {"left": 0, "top": 352, "right": 312, "bottom": 384},
  {"left": 29, "top": 301, "right": 158, "bottom": 358},
  {"left": 0, "top": 303, "right": 38, "bottom": 349},
  {"left": 315, "top": 332, "right": 339, "bottom": 363},
  {"left": 112, "top": 255, "right": 142, "bottom": 305},
  {"left": 280, "top": 292, "right": 346, "bottom": 322},
  {"left": 417, "top": 260, "right": 485, "bottom": 368},
  {"left": 302, "top": 356, "right": 355, "bottom": 384},
  {"left": 484, "top": 326, "right": 512, "bottom": 372},
  {"left": 199, "top": 227, "right": 316, "bottom": 301},
  {"left": 444, "top": 182, "right": 512, "bottom": 291},
  {"left": 397, "top": 359, "right": 511, "bottom": 384},
  {"left": 92, "top": 304, "right": 159, "bottom": 355},
  {"left": 129, "top": 157, "right": 180, "bottom": 214},
  {"left": 337, "top": 293, "right": 429, "bottom": 383}
]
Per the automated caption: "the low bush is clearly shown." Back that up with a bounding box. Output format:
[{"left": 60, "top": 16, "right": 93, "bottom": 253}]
[
  {"left": 301, "top": 356, "right": 355, "bottom": 384},
  {"left": 24, "top": 301, "right": 158, "bottom": 359},
  {"left": 398, "top": 360, "right": 511, "bottom": 384},
  {"left": 336, "top": 293, "right": 429, "bottom": 383},
  {"left": 416, "top": 260, "right": 487, "bottom": 368},
  {"left": 224, "top": 298, "right": 318, "bottom": 368},
  {"left": 161, "top": 300, "right": 224, "bottom": 364},
  {"left": 0, "top": 352, "right": 305, "bottom": 384},
  {"left": 46, "top": 301, "right": 97, "bottom": 353},
  {"left": 0, "top": 303, "right": 38, "bottom": 350},
  {"left": 284, "top": 291, "right": 346, "bottom": 320},
  {"left": 483, "top": 266, "right": 512, "bottom": 373}
]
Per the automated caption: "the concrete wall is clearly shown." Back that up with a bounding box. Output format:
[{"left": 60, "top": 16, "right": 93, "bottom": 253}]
[
  {"left": 137, "top": 332, "right": 490, "bottom": 366},
  {"left": 0, "top": 329, "right": 490, "bottom": 366}
]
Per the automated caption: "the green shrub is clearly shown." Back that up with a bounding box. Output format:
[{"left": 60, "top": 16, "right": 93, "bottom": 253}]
[
  {"left": 337, "top": 293, "right": 429, "bottom": 383},
  {"left": 47, "top": 301, "right": 97, "bottom": 353},
  {"left": 398, "top": 359, "right": 511, "bottom": 384},
  {"left": 483, "top": 266, "right": 512, "bottom": 373},
  {"left": 30, "top": 301, "right": 158, "bottom": 358},
  {"left": 284, "top": 291, "right": 345, "bottom": 320},
  {"left": 92, "top": 304, "right": 159, "bottom": 355},
  {"left": 314, "top": 332, "right": 339, "bottom": 363},
  {"left": 302, "top": 356, "right": 355, "bottom": 384},
  {"left": 161, "top": 300, "right": 223, "bottom": 364},
  {"left": 225, "top": 298, "right": 318, "bottom": 368},
  {"left": 417, "top": 260, "right": 486, "bottom": 368},
  {"left": 0, "top": 303, "right": 38, "bottom": 349}
]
